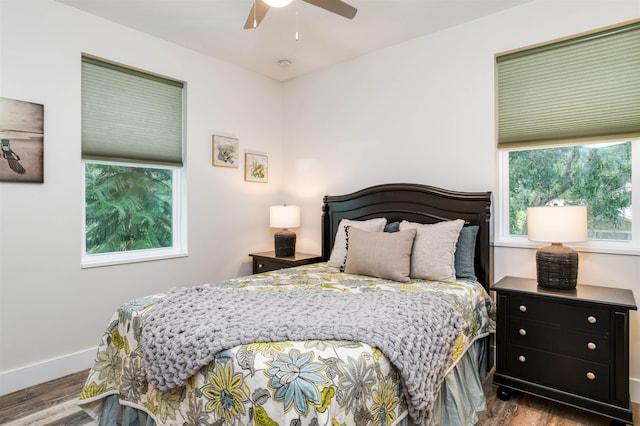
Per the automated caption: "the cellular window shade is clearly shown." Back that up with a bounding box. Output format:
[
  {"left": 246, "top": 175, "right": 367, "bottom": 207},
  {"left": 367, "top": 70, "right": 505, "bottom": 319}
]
[
  {"left": 82, "top": 56, "right": 184, "bottom": 165},
  {"left": 497, "top": 21, "right": 640, "bottom": 149}
]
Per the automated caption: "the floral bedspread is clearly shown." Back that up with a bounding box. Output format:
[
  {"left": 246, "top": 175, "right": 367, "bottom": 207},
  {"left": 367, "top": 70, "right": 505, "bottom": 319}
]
[{"left": 79, "top": 263, "right": 495, "bottom": 426}]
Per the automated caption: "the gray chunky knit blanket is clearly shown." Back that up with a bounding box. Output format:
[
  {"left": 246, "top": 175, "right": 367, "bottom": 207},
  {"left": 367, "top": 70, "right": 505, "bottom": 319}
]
[{"left": 142, "top": 286, "right": 465, "bottom": 425}]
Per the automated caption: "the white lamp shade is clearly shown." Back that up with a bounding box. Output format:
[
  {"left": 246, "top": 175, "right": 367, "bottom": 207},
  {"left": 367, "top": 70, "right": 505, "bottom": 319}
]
[
  {"left": 270, "top": 205, "right": 300, "bottom": 228},
  {"left": 263, "top": 0, "right": 294, "bottom": 7},
  {"left": 527, "top": 205, "right": 587, "bottom": 243}
]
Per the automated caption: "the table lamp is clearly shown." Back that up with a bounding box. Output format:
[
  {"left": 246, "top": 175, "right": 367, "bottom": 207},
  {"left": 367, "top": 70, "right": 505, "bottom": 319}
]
[
  {"left": 527, "top": 205, "right": 587, "bottom": 289},
  {"left": 270, "top": 204, "right": 300, "bottom": 257}
]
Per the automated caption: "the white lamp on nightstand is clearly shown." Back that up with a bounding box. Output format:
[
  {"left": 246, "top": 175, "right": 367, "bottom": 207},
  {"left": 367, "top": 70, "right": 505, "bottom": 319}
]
[
  {"left": 527, "top": 205, "right": 587, "bottom": 289},
  {"left": 270, "top": 204, "right": 300, "bottom": 257}
]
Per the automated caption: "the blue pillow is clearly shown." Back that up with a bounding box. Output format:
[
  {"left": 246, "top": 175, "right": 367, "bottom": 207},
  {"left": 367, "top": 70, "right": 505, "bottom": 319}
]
[
  {"left": 454, "top": 225, "right": 479, "bottom": 281},
  {"left": 384, "top": 221, "right": 400, "bottom": 233}
]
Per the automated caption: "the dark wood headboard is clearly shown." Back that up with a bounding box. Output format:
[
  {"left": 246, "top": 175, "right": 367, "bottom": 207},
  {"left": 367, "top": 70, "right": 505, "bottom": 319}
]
[{"left": 321, "top": 183, "right": 493, "bottom": 289}]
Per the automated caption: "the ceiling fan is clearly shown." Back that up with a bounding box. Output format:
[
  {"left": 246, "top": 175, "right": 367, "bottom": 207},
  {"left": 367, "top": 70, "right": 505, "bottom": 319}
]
[{"left": 244, "top": 0, "right": 357, "bottom": 29}]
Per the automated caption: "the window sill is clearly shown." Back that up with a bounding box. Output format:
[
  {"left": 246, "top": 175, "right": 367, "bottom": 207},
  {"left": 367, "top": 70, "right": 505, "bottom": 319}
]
[
  {"left": 493, "top": 239, "right": 640, "bottom": 257},
  {"left": 81, "top": 249, "right": 188, "bottom": 268}
]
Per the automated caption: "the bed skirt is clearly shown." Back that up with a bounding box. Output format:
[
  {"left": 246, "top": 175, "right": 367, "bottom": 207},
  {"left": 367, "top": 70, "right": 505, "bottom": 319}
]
[
  {"left": 398, "top": 338, "right": 488, "bottom": 426},
  {"left": 94, "top": 338, "right": 488, "bottom": 426}
]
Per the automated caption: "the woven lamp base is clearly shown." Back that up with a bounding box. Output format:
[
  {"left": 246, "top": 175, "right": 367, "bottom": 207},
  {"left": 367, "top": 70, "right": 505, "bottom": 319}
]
[{"left": 536, "top": 243, "right": 578, "bottom": 289}]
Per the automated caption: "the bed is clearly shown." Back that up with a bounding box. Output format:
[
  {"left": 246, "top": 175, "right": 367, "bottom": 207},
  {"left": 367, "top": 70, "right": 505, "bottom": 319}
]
[{"left": 79, "top": 183, "right": 495, "bottom": 426}]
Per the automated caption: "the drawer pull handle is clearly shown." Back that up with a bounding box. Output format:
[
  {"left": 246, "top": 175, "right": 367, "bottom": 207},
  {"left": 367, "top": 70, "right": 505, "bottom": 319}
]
[
  {"left": 587, "top": 316, "right": 597, "bottom": 324},
  {"left": 519, "top": 328, "right": 527, "bottom": 336},
  {"left": 586, "top": 372, "right": 596, "bottom": 380},
  {"left": 519, "top": 305, "right": 527, "bottom": 312},
  {"left": 587, "top": 342, "right": 597, "bottom": 350},
  {"left": 258, "top": 263, "right": 264, "bottom": 268},
  {"left": 518, "top": 355, "right": 526, "bottom": 363}
]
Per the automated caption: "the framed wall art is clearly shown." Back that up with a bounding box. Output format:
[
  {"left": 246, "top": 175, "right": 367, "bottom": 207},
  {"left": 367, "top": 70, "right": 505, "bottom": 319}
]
[
  {"left": 0, "top": 96, "right": 44, "bottom": 183},
  {"left": 212, "top": 135, "right": 239, "bottom": 168},
  {"left": 245, "top": 152, "right": 268, "bottom": 183}
]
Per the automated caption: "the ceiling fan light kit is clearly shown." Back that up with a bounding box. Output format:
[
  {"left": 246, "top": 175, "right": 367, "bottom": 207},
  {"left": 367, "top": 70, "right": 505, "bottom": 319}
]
[
  {"left": 263, "top": 0, "right": 294, "bottom": 7},
  {"left": 245, "top": 0, "right": 357, "bottom": 29}
]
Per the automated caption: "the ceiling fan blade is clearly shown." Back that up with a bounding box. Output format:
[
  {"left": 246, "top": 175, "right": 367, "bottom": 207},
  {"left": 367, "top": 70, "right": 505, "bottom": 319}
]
[
  {"left": 243, "top": 0, "right": 271, "bottom": 29},
  {"left": 302, "top": 0, "right": 357, "bottom": 19}
]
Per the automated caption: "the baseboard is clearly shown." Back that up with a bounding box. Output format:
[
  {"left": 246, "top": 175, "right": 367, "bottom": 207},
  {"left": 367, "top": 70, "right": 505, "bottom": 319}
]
[
  {"left": 0, "top": 347, "right": 96, "bottom": 396},
  {"left": 631, "top": 376, "right": 640, "bottom": 404}
]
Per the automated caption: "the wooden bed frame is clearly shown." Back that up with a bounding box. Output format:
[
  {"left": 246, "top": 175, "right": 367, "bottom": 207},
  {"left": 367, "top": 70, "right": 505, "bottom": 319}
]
[{"left": 321, "top": 183, "right": 493, "bottom": 290}]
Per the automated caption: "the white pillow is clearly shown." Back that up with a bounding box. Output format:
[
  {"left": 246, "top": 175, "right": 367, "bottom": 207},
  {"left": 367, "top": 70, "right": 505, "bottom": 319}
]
[
  {"left": 399, "top": 219, "right": 464, "bottom": 281},
  {"left": 327, "top": 218, "right": 387, "bottom": 267}
]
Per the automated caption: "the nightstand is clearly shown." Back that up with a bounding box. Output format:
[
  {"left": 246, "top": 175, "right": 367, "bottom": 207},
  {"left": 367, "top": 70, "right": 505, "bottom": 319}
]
[
  {"left": 249, "top": 251, "right": 323, "bottom": 274},
  {"left": 492, "top": 276, "right": 637, "bottom": 425}
]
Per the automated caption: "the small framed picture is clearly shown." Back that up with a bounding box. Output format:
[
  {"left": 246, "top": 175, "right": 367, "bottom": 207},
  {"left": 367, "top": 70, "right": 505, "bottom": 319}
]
[
  {"left": 212, "top": 135, "right": 239, "bottom": 168},
  {"left": 245, "top": 152, "right": 268, "bottom": 183}
]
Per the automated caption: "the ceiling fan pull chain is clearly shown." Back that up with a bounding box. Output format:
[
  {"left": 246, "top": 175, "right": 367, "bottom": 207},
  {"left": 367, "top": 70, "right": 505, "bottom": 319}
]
[{"left": 295, "top": 5, "right": 300, "bottom": 41}]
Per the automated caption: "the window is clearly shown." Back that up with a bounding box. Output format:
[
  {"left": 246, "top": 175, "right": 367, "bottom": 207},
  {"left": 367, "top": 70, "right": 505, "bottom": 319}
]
[
  {"left": 496, "top": 21, "right": 640, "bottom": 252},
  {"left": 500, "top": 141, "right": 636, "bottom": 248},
  {"left": 84, "top": 161, "right": 179, "bottom": 252},
  {"left": 81, "top": 56, "right": 185, "bottom": 267}
]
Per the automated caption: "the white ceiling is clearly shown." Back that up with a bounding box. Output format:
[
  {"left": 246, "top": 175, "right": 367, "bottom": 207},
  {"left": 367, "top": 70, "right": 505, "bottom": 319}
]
[{"left": 56, "top": 0, "right": 532, "bottom": 81}]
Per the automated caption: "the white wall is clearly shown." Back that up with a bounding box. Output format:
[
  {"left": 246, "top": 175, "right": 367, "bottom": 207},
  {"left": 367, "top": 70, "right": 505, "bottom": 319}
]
[
  {"left": 282, "top": 0, "right": 640, "bottom": 402},
  {"left": 0, "top": 0, "right": 283, "bottom": 394}
]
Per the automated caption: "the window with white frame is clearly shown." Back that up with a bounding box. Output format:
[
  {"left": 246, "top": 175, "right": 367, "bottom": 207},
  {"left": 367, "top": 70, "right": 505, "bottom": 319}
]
[
  {"left": 81, "top": 56, "right": 186, "bottom": 267},
  {"left": 500, "top": 141, "right": 636, "bottom": 245},
  {"left": 496, "top": 21, "right": 640, "bottom": 251}
]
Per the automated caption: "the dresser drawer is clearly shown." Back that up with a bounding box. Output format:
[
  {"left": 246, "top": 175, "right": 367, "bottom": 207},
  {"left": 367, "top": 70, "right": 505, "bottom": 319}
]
[
  {"left": 253, "top": 258, "right": 287, "bottom": 273},
  {"left": 509, "top": 295, "right": 609, "bottom": 333},
  {"left": 506, "top": 345, "right": 609, "bottom": 401},
  {"left": 507, "top": 321, "right": 609, "bottom": 363},
  {"left": 250, "top": 252, "right": 323, "bottom": 274}
]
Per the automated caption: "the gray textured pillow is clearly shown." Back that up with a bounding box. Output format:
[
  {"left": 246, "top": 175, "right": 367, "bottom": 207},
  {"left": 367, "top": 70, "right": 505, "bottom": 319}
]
[
  {"left": 343, "top": 227, "right": 417, "bottom": 283},
  {"left": 399, "top": 219, "right": 464, "bottom": 281},
  {"left": 455, "top": 225, "right": 479, "bottom": 281},
  {"left": 327, "top": 218, "right": 387, "bottom": 267}
]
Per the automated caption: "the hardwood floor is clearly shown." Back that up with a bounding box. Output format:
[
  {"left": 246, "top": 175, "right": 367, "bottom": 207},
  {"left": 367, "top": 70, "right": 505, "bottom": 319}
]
[
  {"left": 0, "top": 370, "right": 93, "bottom": 426},
  {"left": 0, "top": 369, "right": 637, "bottom": 425},
  {"left": 477, "top": 378, "right": 639, "bottom": 426}
]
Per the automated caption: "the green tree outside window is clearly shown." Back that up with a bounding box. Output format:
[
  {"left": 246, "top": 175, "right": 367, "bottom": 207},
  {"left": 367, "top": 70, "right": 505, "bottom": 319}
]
[
  {"left": 509, "top": 142, "right": 632, "bottom": 240},
  {"left": 85, "top": 163, "right": 173, "bottom": 254}
]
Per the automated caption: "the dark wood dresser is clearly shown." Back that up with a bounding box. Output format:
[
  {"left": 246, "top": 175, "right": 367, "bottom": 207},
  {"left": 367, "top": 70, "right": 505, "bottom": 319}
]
[{"left": 492, "top": 276, "right": 637, "bottom": 425}]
